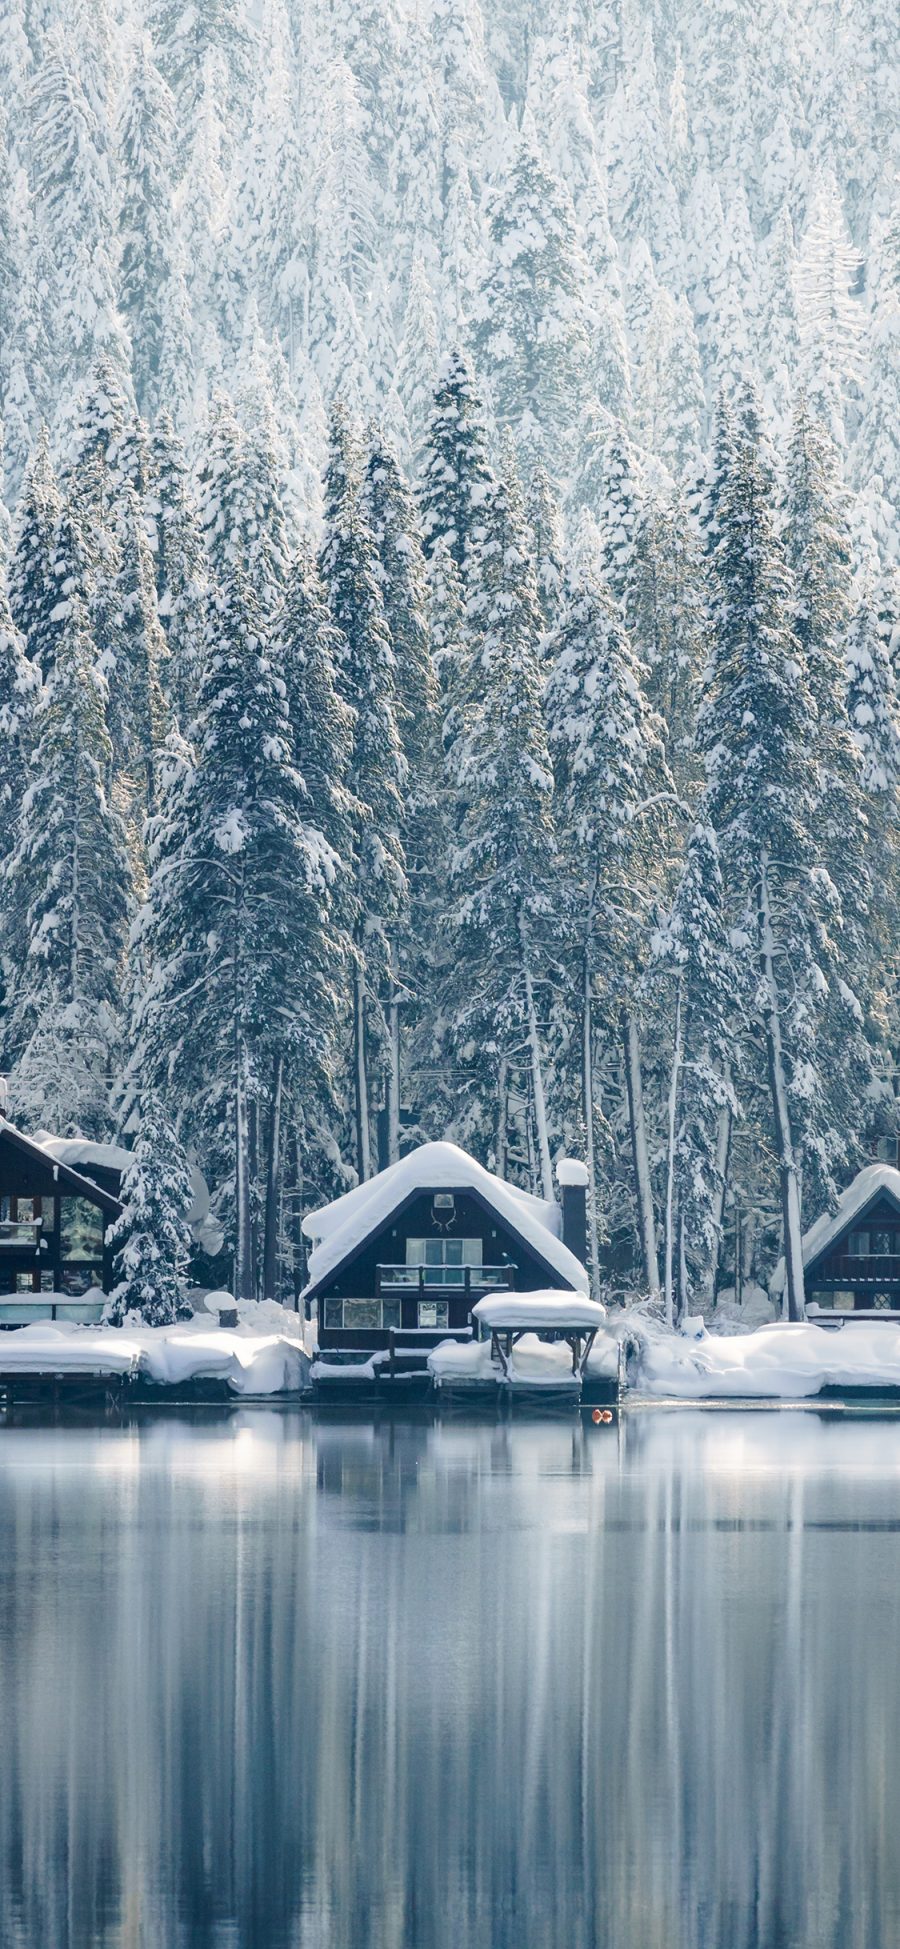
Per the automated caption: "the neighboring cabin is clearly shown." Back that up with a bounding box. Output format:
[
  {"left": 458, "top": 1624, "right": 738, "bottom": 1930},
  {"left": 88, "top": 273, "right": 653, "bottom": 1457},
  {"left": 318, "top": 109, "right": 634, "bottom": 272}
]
[
  {"left": 0, "top": 1119, "right": 124, "bottom": 1309},
  {"left": 770, "top": 1165, "right": 900, "bottom": 1315},
  {"left": 302, "top": 1142, "right": 590, "bottom": 1359}
]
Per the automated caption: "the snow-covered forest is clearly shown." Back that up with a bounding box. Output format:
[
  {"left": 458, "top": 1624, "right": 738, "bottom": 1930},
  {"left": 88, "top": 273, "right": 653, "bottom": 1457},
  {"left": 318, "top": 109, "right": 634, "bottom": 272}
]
[{"left": 0, "top": 0, "right": 898, "bottom": 1315}]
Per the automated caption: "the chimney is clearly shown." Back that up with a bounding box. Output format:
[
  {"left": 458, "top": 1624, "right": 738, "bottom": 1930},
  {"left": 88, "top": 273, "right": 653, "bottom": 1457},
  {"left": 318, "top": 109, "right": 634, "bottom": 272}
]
[{"left": 556, "top": 1158, "right": 588, "bottom": 1268}]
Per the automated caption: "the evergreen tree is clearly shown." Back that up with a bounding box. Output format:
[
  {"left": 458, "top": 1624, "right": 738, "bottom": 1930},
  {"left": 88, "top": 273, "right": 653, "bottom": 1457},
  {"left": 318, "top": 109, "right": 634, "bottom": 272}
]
[
  {"left": 0, "top": 594, "right": 131, "bottom": 1135},
  {"left": 117, "top": 40, "right": 191, "bottom": 422},
  {"left": 545, "top": 546, "right": 670, "bottom": 1295},
  {"left": 148, "top": 410, "right": 209, "bottom": 726},
  {"left": 319, "top": 404, "right": 407, "bottom": 1179},
  {"left": 472, "top": 128, "right": 591, "bottom": 466},
  {"left": 419, "top": 349, "right": 497, "bottom": 578},
  {"left": 525, "top": 465, "right": 565, "bottom": 630},
  {"left": 105, "top": 1092, "right": 194, "bottom": 1325},
  {"left": 443, "top": 472, "right": 559, "bottom": 1196},
  {"left": 9, "top": 428, "right": 62, "bottom": 674}
]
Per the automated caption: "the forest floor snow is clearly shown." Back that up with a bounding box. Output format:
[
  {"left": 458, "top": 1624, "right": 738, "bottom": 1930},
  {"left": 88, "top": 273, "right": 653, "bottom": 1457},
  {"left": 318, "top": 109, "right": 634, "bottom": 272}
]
[{"left": 0, "top": 1303, "right": 311, "bottom": 1395}]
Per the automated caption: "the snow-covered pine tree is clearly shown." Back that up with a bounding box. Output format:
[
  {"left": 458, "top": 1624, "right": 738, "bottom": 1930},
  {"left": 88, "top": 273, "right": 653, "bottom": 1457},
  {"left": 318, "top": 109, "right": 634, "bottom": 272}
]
[
  {"left": 9, "top": 428, "right": 62, "bottom": 675},
  {"left": 104, "top": 487, "right": 169, "bottom": 820},
  {"left": 393, "top": 253, "right": 440, "bottom": 477},
  {"left": 471, "top": 127, "right": 591, "bottom": 471},
  {"left": 105, "top": 1092, "right": 194, "bottom": 1325},
  {"left": 593, "top": 428, "right": 644, "bottom": 611},
  {"left": 444, "top": 469, "right": 559, "bottom": 1197},
  {"left": 649, "top": 818, "right": 738, "bottom": 1324},
  {"left": 117, "top": 40, "right": 190, "bottom": 422},
  {"left": 525, "top": 465, "right": 565, "bottom": 630},
  {"left": 419, "top": 349, "right": 497, "bottom": 576},
  {"left": 544, "top": 542, "right": 671, "bottom": 1297},
  {"left": 0, "top": 577, "right": 39, "bottom": 867},
  {"left": 319, "top": 403, "right": 407, "bottom": 1179},
  {"left": 131, "top": 566, "right": 343, "bottom": 1300},
  {"left": 701, "top": 385, "right": 863, "bottom": 1320},
  {"left": 148, "top": 410, "right": 209, "bottom": 727},
  {"left": 0, "top": 592, "right": 131, "bottom": 1135}
]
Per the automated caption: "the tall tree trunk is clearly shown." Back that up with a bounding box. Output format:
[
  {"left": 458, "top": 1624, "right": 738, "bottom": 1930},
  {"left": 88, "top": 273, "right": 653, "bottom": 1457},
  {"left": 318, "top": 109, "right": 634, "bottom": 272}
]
[
  {"left": 496, "top": 1057, "right": 509, "bottom": 1180},
  {"left": 759, "top": 852, "right": 805, "bottom": 1321},
  {"left": 702, "top": 1085, "right": 732, "bottom": 1309},
  {"left": 582, "top": 945, "right": 601, "bottom": 1299},
  {"left": 354, "top": 963, "right": 371, "bottom": 1181},
  {"left": 623, "top": 1007, "right": 661, "bottom": 1302},
  {"left": 248, "top": 1097, "right": 259, "bottom": 1299},
  {"left": 387, "top": 989, "right": 401, "bottom": 1165},
  {"left": 262, "top": 1053, "right": 284, "bottom": 1305},
  {"left": 520, "top": 913, "right": 554, "bottom": 1202},
  {"left": 234, "top": 1035, "right": 253, "bottom": 1304},
  {"left": 663, "top": 981, "right": 683, "bottom": 1330}
]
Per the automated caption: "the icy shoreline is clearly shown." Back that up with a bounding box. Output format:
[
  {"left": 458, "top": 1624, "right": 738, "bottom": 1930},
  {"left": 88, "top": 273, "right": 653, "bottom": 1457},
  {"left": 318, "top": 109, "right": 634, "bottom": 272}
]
[{"left": 629, "top": 1317, "right": 900, "bottom": 1400}]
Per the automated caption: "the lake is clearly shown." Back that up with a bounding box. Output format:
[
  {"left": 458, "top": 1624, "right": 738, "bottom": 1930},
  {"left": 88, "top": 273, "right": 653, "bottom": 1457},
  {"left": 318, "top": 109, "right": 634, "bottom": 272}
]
[{"left": 0, "top": 1406, "right": 898, "bottom": 1948}]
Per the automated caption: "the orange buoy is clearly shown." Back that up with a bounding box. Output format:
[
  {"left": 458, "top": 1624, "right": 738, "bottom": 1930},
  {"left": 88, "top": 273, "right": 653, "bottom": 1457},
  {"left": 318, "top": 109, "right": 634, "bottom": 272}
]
[
  {"left": 592, "top": 1406, "right": 614, "bottom": 1424},
  {"left": 591, "top": 1408, "right": 602, "bottom": 1423}
]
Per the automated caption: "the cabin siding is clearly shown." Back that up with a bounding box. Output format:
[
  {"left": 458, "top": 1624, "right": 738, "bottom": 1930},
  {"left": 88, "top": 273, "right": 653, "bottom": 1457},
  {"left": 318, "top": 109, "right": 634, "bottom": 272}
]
[{"left": 0, "top": 1131, "right": 119, "bottom": 1298}]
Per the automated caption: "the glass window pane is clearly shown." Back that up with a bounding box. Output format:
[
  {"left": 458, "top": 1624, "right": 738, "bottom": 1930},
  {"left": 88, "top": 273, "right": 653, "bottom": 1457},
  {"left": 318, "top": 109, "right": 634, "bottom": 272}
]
[
  {"left": 382, "top": 1299, "right": 401, "bottom": 1330},
  {"left": 60, "top": 1267, "right": 100, "bottom": 1296},
  {"left": 343, "top": 1299, "right": 381, "bottom": 1329},
  {"left": 41, "top": 1198, "right": 56, "bottom": 1231},
  {"left": 60, "top": 1198, "right": 104, "bottom": 1261},
  {"left": 872, "top": 1231, "right": 893, "bottom": 1256},
  {"left": 15, "top": 1273, "right": 35, "bottom": 1292},
  {"left": 424, "top": 1240, "right": 443, "bottom": 1265},
  {"left": 445, "top": 1240, "right": 464, "bottom": 1265},
  {"left": 849, "top": 1231, "right": 869, "bottom": 1255},
  {"left": 405, "top": 1239, "right": 425, "bottom": 1266},
  {"left": 14, "top": 1199, "right": 35, "bottom": 1222},
  {"left": 323, "top": 1299, "right": 343, "bottom": 1329}
]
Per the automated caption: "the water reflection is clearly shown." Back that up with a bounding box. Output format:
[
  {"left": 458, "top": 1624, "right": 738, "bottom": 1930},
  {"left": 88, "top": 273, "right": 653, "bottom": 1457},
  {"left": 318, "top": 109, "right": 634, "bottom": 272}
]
[{"left": 0, "top": 1408, "right": 897, "bottom": 1947}]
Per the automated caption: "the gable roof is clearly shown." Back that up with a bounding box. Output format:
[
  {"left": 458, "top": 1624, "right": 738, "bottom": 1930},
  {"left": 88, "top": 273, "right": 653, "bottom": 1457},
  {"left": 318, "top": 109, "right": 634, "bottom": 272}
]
[
  {"left": 0, "top": 1118, "right": 122, "bottom": 1216},
  {"left": 771, "top": 1163, "right": 900, "bottom": 1295},
  {"left": 301, "top": 1141, "right": 589, "bottom": 1298}
]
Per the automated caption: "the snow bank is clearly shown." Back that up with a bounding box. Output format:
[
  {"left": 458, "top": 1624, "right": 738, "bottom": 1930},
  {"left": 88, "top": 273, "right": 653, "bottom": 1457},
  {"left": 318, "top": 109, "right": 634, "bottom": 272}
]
[
  {"left": 472, "top": 1288, "right": 606, "bottom": 1330},
  {"left": 0, "top": 1317, "right": 311, "bottom": 1395},
  {"left": 633, "top": 1317, "right": 900, "bottom": 1399},
  {"left": 430, "top": 1332, "right": 590, "bottom": 1387},
  {"left": 301, "top": 1141, "right": 589, "bottom": 1295}
]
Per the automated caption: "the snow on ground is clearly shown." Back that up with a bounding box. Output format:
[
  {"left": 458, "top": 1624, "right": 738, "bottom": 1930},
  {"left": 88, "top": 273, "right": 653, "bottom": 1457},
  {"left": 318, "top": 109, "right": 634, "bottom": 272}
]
[
  {"left": 631, "top": 1317, "right": 900, "bottom": 1399},
  {"left": 0, "top": 1309, "right": 311, "bottom": 1395}
]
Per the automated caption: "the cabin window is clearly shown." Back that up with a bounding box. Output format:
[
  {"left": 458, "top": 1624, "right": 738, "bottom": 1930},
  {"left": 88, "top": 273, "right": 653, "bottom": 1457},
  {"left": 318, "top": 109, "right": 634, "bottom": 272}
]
[
  {"left": 0, "top": 1197, "right": 41, "bottom": 1242},
  {"left": 849, "top": 1231, "right": 869, "bottom": 1255},
  {"left": 871, "top": 1230, "right": 894, "bottom": 1256},
  {"left": 405, "top": 1238, "right": 482, "bottom": 1285},
  {"left": 60, "top": 1267, "right": 100, "bottom": 1296},
  {"left": 323, "top": 1298, "right": 404, "bottom": 1331},
  {"left": 59, "top": 1198, "right": 104, "bottom": 1261},
  {"left": 15, "top": 1273, "right": 36, "bottom": 1292},
  {"left": 418, "top": 1300, "right": 449, "bottom": 1328}
]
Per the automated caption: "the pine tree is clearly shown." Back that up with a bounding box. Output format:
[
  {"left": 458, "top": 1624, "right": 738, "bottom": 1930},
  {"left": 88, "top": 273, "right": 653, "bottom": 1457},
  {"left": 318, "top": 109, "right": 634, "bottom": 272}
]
[
  {"left": 701, "top": 387, "right": 867, "bottom": 1319},
  {"left": 650, "top": 819, "right": 738, "bottom": 1323},
  {"left": 0, "top": 594, "right": 132, "bottom": 1135},
  {"left": 105, "top": 1092, "right": 194, "bottom": 1325},
  {"left": 9, "top": 428, "right": 62, "bottom": 674},
  {"left": 525, "top": 465, "right": 565, "bottom": 629},
  {"left": 394, "top": 253, "right": 440, "bottom": 476},
  {"left": 443, "top": 472, "right": 559, "bottom": 1196},
  {"left": 319, "top": 404, "right": 407, "bottom": 1179},
  {"left": 117, "top": 40, "right": 191, "bottom": 423},
  {"left": 132, "top": 567, "right": 344, "bottom": 1299},
  {"left": 419, "top": 349, "right": 497, "bottom": 577},
  {"left": 545, "top": 546, "right": 670, "bottom": 1295},
  {"left": 0, "top": 579, "right": 38, "bottom": 867},
  {"left": 103, "top": 488, "right": 169, "bottom": 819},
  {"left": 148, "top": 411, "right": 209, "bottom": 726},
  {"left": 472, "top": 129, "right": 591, "bottom": 469}
]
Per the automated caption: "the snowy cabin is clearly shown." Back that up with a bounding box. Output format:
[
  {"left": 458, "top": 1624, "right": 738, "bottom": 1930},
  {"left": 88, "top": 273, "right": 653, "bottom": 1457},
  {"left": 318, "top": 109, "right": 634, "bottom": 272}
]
[
  {"left": 302, "top": 1142, "right": 590, "bottom": 1358},
  {"left": 773, "top": 1165, "right": 900, "bottom": 1314},
  {"left": 0, "top": 1119, "right": 124, "bottom": 1304}
]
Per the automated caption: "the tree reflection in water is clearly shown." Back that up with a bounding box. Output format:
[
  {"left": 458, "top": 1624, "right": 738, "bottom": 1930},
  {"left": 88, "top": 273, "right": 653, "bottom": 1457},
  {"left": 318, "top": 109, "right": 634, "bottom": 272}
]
[{"left": 0, "top": 1408, "right": 896, "bottom": 1948}]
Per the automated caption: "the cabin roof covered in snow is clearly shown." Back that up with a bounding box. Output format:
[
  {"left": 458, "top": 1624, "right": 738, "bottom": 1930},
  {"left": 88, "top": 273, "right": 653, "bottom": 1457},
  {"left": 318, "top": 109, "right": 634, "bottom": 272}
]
[
  {"left": 301, "top": 1141, "right": 589, "bottom": 1297},
  {"left": 0, "top": 1119, "right": 123, "bottom": 1215},
  {"left": 34, "top": 1132, "right": 133, "bottom": 1175},
  {"left": 771, "top": 1163, "right": 900, "bottom": 1295}
]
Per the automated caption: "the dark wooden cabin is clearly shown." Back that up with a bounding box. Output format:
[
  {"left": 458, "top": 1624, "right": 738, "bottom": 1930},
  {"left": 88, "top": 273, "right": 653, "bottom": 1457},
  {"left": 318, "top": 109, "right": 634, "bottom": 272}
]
[
  {"left": 303, "top": 1143, "right": 589, "bottom": 1359},
  {"left": 0, "top": 1120, "right": 122, "bottom": 1300},
  {"left": 805, "top": 1169, "right": 900, "bottom": 1312}
]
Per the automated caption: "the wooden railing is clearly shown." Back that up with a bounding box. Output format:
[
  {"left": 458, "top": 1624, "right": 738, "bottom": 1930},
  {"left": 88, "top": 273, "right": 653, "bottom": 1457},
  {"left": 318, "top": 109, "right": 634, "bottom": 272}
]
[
  {"left": 376, "top": 1264, "right": 512, "bottom": 1296},
  {"left": 822, "top": 1255, "right": 900, "bottom": 1283}
]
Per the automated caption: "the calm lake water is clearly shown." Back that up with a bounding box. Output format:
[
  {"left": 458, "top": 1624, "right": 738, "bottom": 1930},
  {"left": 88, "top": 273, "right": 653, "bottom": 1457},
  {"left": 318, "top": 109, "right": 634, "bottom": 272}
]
[{"left": 0, "top": 1407, "right": 898, "bottom": 1948}]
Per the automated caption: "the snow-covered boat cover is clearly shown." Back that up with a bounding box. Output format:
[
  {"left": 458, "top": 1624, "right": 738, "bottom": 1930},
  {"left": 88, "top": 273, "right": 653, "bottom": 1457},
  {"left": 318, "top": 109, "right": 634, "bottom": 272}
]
[
  {"left": 472, "top": 1289, "right": 605, "bottom": 1330},
  {"left": 301, "top": 1141, "right": 589, "bottom": 1295},
  {"left": 634, "top": 1317, "right": 900, "bottom": 1400},
  {"left": 770, "top": 1163, "right": 900, "bottom": 1295}
]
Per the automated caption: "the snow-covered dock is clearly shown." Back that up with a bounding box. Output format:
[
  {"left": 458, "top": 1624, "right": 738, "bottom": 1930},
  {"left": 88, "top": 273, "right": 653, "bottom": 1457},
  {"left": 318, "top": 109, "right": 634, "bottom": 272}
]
[
  {"left": 629, "top": 1317, "right": 900, "bottom": 1402},
  {"left": 0, "top": 1312, "right": 312, "bottom": 1402},
  {"left": 429, "top": 1291, "right": 617, "bottom": 1405}
]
